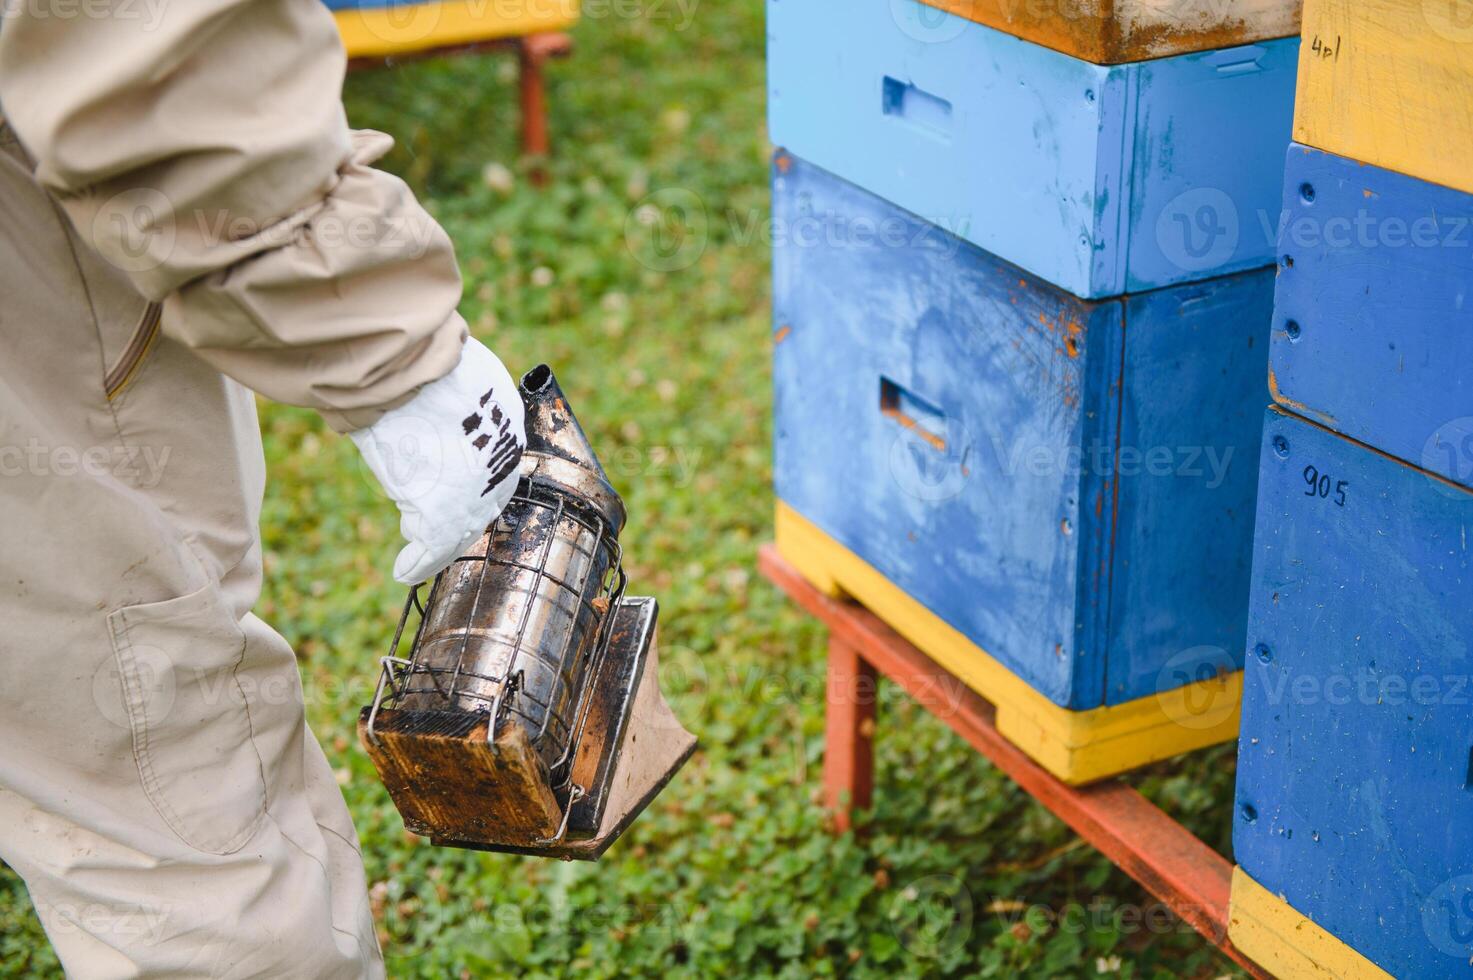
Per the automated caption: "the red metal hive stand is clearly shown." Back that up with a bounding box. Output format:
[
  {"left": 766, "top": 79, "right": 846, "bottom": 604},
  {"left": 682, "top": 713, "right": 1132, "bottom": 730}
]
[{"left": 758, "top": 545, "right": 1269, "bottom": 978}]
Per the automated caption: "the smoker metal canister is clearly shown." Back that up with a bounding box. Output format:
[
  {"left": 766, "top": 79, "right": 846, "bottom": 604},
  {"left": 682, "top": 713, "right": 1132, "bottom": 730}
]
[{"left": 393, "top": 365, "right": 627, "bottom": 776}]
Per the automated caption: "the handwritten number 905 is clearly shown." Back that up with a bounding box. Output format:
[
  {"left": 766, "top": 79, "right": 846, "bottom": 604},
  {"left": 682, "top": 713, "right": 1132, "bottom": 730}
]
[{"left": 1303, "top": 464, "right": 1348, "bottom": 507}]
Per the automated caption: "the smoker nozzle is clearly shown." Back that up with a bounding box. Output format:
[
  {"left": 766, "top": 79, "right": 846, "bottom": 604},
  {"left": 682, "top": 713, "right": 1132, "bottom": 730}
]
[{"left": 518, "top": 365, "right": 626, "bottom": 534}]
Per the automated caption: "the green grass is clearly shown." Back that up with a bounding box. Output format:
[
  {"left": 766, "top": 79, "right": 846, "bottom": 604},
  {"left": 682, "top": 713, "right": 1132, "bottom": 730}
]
[{"left": 0, "top": 2, "right": 1247, "bottom": 976}]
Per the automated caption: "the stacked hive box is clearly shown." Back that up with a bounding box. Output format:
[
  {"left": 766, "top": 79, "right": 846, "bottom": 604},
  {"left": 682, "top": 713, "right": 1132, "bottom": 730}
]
[
  {"left": 1229, "top": 0, "right": 1473, "bottom": 976},
  {"left": 769, "top": 0, "right": 1302, "bottom": 783}
]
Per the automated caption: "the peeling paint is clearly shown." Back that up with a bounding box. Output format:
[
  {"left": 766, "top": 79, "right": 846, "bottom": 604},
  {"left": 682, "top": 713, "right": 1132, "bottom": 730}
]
[{"left": 1268, "top": 366, "right": 1339, "bottom": 428}]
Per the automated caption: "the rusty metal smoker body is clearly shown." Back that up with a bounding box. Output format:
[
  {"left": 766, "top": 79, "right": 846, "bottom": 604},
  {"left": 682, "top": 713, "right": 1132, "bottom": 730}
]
[{"left": 360, "top": 366, "right": 695, "bottom": 858}]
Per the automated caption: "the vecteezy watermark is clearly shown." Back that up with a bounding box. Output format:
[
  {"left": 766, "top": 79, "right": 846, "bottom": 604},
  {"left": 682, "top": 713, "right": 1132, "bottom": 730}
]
[
  {"left": 624, "top": 184, "right": 971, "bottom": 272},
  {"left": 996, "top": 440, "right": 1237, "bottom": 488},
  {"left": 32, "top": 899, "right": 173, "bottom": 946},
  {"left": 1421, "top": 418, "right": 1473, "bottom": 498},
  {"left": 729, "top": 207, "right": 968, "bottom": 256},
  {"left": 0, "top": 439, "right": 171, "bottom": 488},
  {"left": 1424, "top": 875, "right": 1473, "bottom": 959},
  {"left": 351, "top": 411, "right": 454, "bottom": 504},
  {"left": 602, "top": 443, "right": 703, "bottom": 487},
  {"left": 718, "top": 659, "right": 968, "bottom": 717},
  {"left": 889, "top": 0, "right": 968, "bottom": 43},
  {"left": 580, "top": 0, "right": 699, "bottom": 30},
  {"left": 1154, "top": 645, "right": 1239, "bottom": 732},
  {"left": 92, "top": 642, "right": 177, "bottom": 730},
  {"left": 888, "top": 417, "right": 972, "bottom": 503},
  {"left": 91, "top": 188, "right": 442, "bottom": 275},
  {"left": 92, "top": 642, "right": 382, "bottom": 728},
  {"left": 1156, "top": 188, "right": 1241, "bottom": 274},
  {"left": 1423, "top": 0, "right": 1473, "bottom": 43},
  {"left": 1, "top": 0, "right": 168, "bottom": 30},
  {"left": 888, "top": 425, "right": 1239, "bottom": 504},
  {"left": 374, "top": 869, "right": 695, "bottom": 946},
  {"left": 646, "top": 642, "right": 711, "bottom": 732},
  {"left": 987, "top": 895, "right": 1200, "bottom": 939},
  {"left": 625, "top": 187, "right": 709, "bottom": 272},
  {"left": 91, "top": 187, "right": 176, "bottom": 274},
  {"left": 1262, "top": 207, "right": 1473, "bottom": 252},
  {"left": 1248, "top": 661, "right": 1473, "bottom": 710},
  {"left": 888, "top": 875, "right": 975, "bottom": 958}
]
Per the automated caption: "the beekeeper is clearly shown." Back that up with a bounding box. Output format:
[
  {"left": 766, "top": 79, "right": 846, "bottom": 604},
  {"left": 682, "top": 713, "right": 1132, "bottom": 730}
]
[{"left": 0, "top": 2, "right": 525, "bottom": 975}]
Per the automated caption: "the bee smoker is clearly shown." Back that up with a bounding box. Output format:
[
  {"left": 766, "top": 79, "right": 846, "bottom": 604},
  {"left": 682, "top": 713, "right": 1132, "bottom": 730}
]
[{"left": 358, "top": 365, "right": 696, "bottom": 860}]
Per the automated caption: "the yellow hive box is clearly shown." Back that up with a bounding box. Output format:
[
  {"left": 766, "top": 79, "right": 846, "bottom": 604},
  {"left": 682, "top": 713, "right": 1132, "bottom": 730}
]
[
  {"left": 1295, "top": 0, "right": 1473, "bottom": 194},
  {"left": 332, "top": 0, "right": 580, "bottom": 59}
]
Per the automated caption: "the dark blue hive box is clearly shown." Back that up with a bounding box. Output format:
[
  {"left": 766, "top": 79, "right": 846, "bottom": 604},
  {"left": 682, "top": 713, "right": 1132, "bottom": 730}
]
[
  {"left": 772, "top": 154, "right": 1274, "bottom": 782},
  {"left": 1270, "top": 144, "right": 1473, "bottom": 491},
  {"left": 1230, "top": 407, "right": 1473, "bottom": 980}
]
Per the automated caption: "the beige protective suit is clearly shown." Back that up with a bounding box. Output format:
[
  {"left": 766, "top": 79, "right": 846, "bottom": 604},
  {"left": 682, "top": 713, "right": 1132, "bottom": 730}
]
[{"left": 0, "top": 2, "right": 475, "bottom": 975}]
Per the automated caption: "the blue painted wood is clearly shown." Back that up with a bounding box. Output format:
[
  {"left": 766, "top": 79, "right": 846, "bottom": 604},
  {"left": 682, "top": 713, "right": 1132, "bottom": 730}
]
[
  {"left": 1271, "top": 144, "right": 1473, "bottom": 490},
  {"left": 1107, "top": 283, "right": 1273, "bottom": 704},
  {"left": 773, "top": 155, "right": 1272, "bottom": 708},
  {"left": 766, "top": 0, "right": 1298, "bottom": 299},
  {"left": 1235, "top": 408, "right": 1473, "bottom": 979}
]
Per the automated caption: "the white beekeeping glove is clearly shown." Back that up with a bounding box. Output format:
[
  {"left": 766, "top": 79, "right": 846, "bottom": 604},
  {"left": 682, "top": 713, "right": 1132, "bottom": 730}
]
[{"left": 351, "top": 337, "right": 526, "bottom": 585}]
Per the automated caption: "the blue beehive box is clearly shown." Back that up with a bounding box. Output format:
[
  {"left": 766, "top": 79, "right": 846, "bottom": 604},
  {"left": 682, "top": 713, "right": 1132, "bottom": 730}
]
[
  {"left": 1270, "top": 144, "right": 1473, "bottom": 490},
  {"left": 1231, "top": 408, "right": 1473, "bottom": 980},
  {"left": 773, "top": 154, "right": 1273, "bottom": 782},
  {"left": 767, "top": 0, "right": 1299, "bottom": 299}
]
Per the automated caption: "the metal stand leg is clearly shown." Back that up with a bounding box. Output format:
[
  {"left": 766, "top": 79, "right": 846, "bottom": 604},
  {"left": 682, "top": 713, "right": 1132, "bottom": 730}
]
[{"left": 823, "top": 635, "right": 877, "bottom": 832}]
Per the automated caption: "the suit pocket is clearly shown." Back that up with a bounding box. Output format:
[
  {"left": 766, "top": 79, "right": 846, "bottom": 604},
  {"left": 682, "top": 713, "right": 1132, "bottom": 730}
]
[{"left": 107, "top": 582, "right": 268, "bottom": 855}]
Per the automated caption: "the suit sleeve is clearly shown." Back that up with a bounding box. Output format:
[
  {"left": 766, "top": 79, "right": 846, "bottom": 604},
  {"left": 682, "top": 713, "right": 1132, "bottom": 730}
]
[{"left": 0, "top": 0, "right": 468, "bottom": 431}]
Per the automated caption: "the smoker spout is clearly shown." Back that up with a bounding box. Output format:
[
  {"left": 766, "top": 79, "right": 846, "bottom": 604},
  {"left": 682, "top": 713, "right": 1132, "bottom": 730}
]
[
  {"left": 519, "top": 365, "right": 626, "bottom": 533},
  {"left": 520, "top": 365, "right": 610, "bottom": 474}
]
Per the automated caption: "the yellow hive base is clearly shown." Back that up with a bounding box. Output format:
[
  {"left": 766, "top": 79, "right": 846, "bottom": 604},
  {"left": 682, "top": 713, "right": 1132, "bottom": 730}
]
[
  {"left": 1229, "top": 867, "right": 1393, "bottom": 980},
  {"left": 334, "top": 0, "right": 579, "bottom": 58},
  {"left": 775, "top": 502, "right": 1242, "bottom": 785}
]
